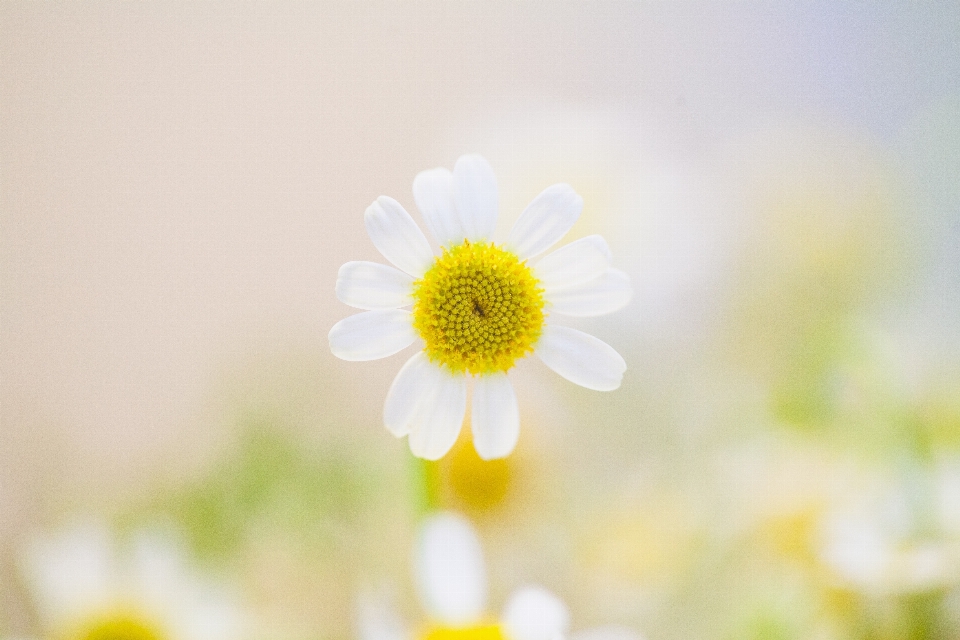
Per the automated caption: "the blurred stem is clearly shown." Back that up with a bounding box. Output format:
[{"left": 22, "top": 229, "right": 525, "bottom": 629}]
[{"left": 409, "top": 455, "right": 442, "bottom": 516}]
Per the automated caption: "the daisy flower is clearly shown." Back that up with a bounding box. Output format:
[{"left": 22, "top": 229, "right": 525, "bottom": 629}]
[
  {"left": 818, "top": 481, "right": 960, "bottom": 595},
  {"left": 358, "top": 512, "right": 643, "bottom": 640},
  {"left": 21, "top": 522, "right": 246, "bottom": 640},
  {"left": 329, "top": 154, "right": 631, "bottom": 460}
]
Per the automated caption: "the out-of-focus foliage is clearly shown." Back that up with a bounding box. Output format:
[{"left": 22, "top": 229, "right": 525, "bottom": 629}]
[
  {"left": 120, "top": 418, "right": 418, "bottom": 639},
  {"left": 140, "top": 419, "right": 376, "bottom": 561}
]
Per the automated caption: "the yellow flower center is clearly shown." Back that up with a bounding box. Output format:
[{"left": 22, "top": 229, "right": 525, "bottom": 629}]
[
  {"left": 426, "top": 424, "right": 513, "bottom": 514},
  {"left": 422, "top": 624, "right": 506, "bottom": 640},
  {"left": 67, "top": 613, "right": 166, "bottom": 640},
  {"left": 412, "top": 240, "right": 545, "bottom": 375}
]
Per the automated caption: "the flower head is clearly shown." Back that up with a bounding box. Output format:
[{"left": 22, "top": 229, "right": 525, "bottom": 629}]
[
  {"left": 21, "top": 522, "right": 246, "bottom": 640},
  {"left": 329, "top": 155, "right": 631, "bottom": 460},
  {"left": 359, "top": 512, "right": 643, "bottom": 640}
]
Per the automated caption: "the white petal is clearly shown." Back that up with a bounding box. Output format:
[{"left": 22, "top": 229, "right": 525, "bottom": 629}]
[
  {"left": 453, "top": 154, "right": 498, "bottom": 241},
  {"left": 534, "top": 235, "right": 612, "bottom": 290},
  {"left": 507, "top": 184, "right": 583, "bottom": 259},
  {"left": 328, "top": 309, "right": 416, "bottom": 361},
  {"left": 546, "top": 269, "right": 633, "bottom": 317},
  {"left": 356, "top": 591, "right": 411, "bottom": 640},
  {"left": 502, "top": 586, "right": 570, "bottom": 640},
  {"left": 364, "top": 196, "right": 435, "bottom": 276},
  {"left": 407, "top": 366, "right": 467, "bottom": 460},
  {"left": 571, "top": 626, "right": 646, "bottom": 640},
  {"left": 23, "top": 522, "right": 115, "bottom": 624},
  {"left": 336, "top": 261, "right": 414, "bottom": 310},
  {"left": 471, "top": 373, "right": 520, "bottom": 460},
  {"left": 415, "top": 512, "right": 487, "bottom": 626},
  {"left": 130, "top": 528, "right": 188, "bottom": 609},
  {"left": 414, "top": 167, "right": 465, "bottom": 247},
  {"left": 819, "top": 514, "right": 890, "bottom": 588},
  {"left": 535, "top": 324, "right": 626, "bottom": 391},
  {"left": 173, "top": 583, "right": 246, "bottom": 640},
  {"left": 384, "top": 351, "right": 436, "bottom": 437}
]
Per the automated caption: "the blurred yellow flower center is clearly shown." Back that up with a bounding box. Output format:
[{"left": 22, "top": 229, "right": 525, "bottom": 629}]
[
  {"left": 447, "top": 428, "right": 512, "bottom": 511},
  {"left": 412, "top": 240, "right": 545, "bottom": 375},
  {"left": 70, "top": 614, "right": 166, "bottom": 640},
  {"left": 762, "top": 508, "right": 820, "bottom": 565},
  {"left": 426, "top": 424, "right": 513, "bottom": 513},
  {"left": 422, "top": 624, "right": 506, "bottom": 640}
]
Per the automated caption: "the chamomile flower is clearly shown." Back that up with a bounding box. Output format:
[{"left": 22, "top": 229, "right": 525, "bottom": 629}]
[
  {"left": 21, "top": 522, "right": 246, "bottom": 640},
  {"left": 359, "top": 512, "right": 644, "bottom": 640},
  {"left": 818, "top": 471, "right": 960, "bottom": 595},
  {"left": 329, "top": 155, "right": 631, "bottom": 460}
]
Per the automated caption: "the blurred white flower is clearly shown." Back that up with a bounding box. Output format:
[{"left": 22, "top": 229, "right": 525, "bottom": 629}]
[
  {"left": 937, "top": 458, "right": 960, "bottom": 535},
  {"left": 359, "top": 512, "right": 643, "bottom": 640},
  {"left": 329, "top": 154, "right": 630, "bottom": 461},
  {"left": 21, "top": 522, "right": 246, "bottom": 640},
  {"left": 818, "top": 467, "right": 960, "bottom": 595}
]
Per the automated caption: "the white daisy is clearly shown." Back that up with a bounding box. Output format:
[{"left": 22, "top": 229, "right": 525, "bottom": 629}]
[
  {"left": 817, "top": 467, "right": 960, "bottom": 595},
  {"left": 359, "top": 512, "right": 644, "bottom": 640},
  {"left": 329, "top": 154, "right": 631, "bottom": 460},
  {"left": 21, "top": 522, "right": 246, "bottom": 640}
]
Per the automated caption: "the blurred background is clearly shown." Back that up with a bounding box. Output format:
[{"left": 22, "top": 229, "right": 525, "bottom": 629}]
[{"left": 2, "top": 2, "right": 960, "bottom": 639}]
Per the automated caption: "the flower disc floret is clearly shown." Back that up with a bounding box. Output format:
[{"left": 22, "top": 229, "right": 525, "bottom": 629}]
[
  {"left": 422, "top": 624, "right": 505, "bottom": 640},
  {"left": 71, "top": 614, "right": 166, "bottom": 640},
  {"left": 412, "top": 240, "right": 545, "bottom": 375}
]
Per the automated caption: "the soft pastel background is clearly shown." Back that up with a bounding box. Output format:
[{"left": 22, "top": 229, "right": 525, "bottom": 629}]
[{"left": 3, "top": 2, "right": 960, "bottom": 639}]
